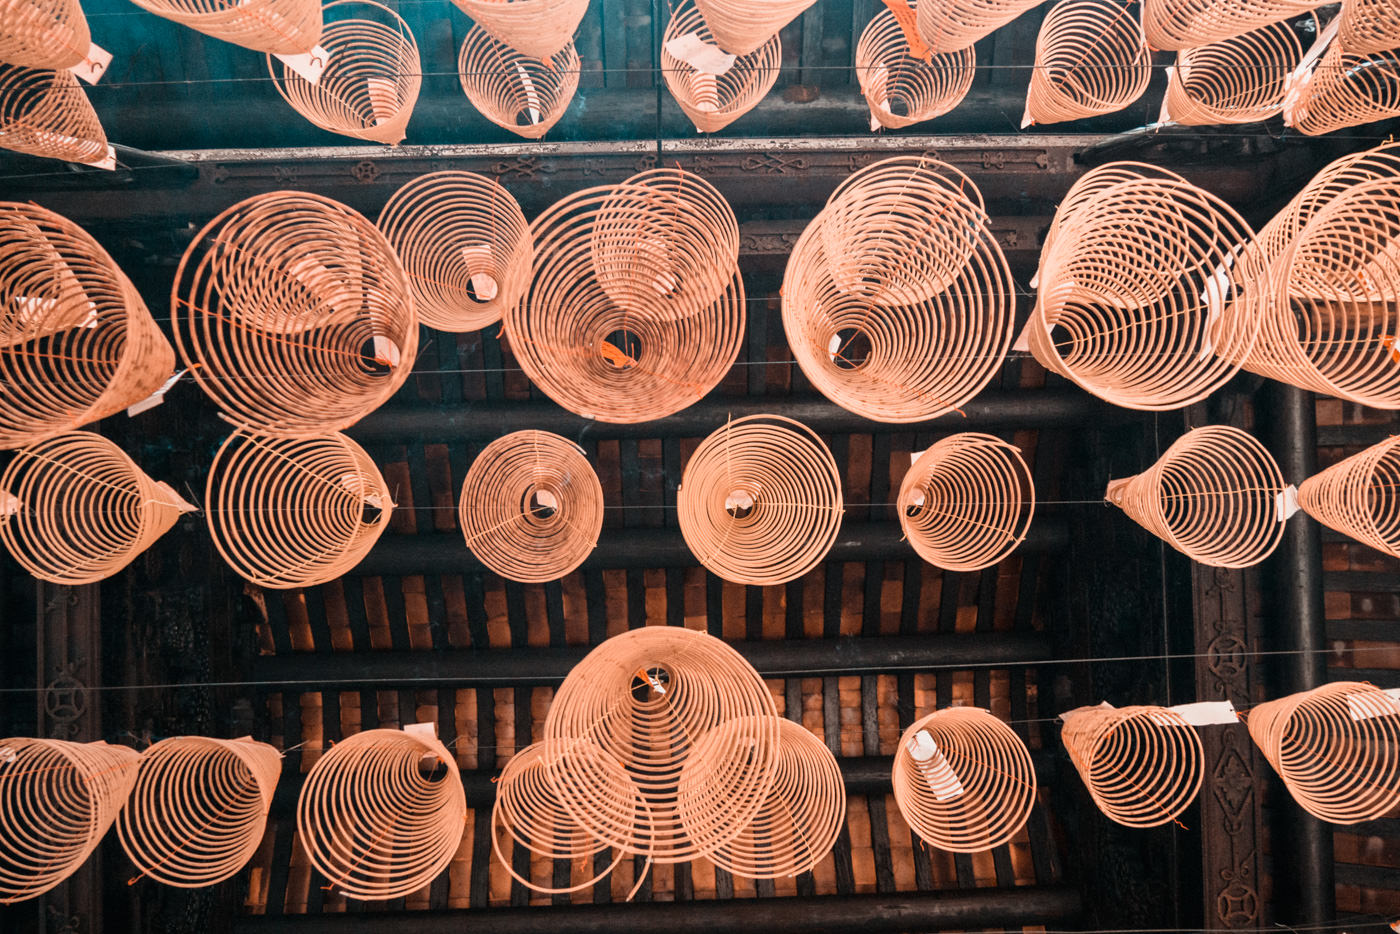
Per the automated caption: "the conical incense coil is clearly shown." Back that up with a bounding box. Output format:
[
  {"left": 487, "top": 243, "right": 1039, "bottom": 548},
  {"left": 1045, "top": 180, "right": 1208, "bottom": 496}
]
[
  {"left": 1142, "top": 0, "right": 1317, "bottom": 51},
  {"left": 1059, "top": 704, "right": 1204, "bottom": 828},
  {"left": 692, "top": 0, "right": 818, "bottom": 56},
  {"left": 0, "top": 201, "right": 174, "bottom": 449},
  {"left": 296, "top": 728, "right": 466, "bottom": 900},
  {"left": 915, "top": 0, "right": 1045, "bottom": 55},
  {"left": 457, "top": 27, "right": 579, "bottom": 140},
  {"left": 116, "top": 737, "right": 282, "bottom": 888},
  {"left": 661, "top": 2, "right": 780, "bottom": 134},
  {"left": 376, "top": 170, "right": 531, "bottom": 332},
  {"left": 856, "top": 4, "right": 976, "bottom": 130},
  {"left": 542, "top": 627, "right": 780, "bottom": 863},
  {"left": 0, "top": 64, "right": 106, "bottom": 164},
  {"left": 897, "top": 433, "right": 1034, "bottom": 571},
  {"left": 127, "top": 0, "right": 321, "bottom": 55},
  {"left": 1298, "top": 436, "right": 1400, "bottom": 559},
  {"left": 1339, "top": 0, "right": 1400, "bottom": 56},
  {"left": 677, "top": 415, "right": 843, "bottom": 586},
  {"left": 447, "top": 0, "right": 587, "bottom": 62},
  {"left": 783, "top": 157, "right": 1014, "bottom": 422},
  {"left": 1106, "top": 425, "right": 1288, "bottom": 568},
  {"left": 268, "top": 0, "right": 419, "bottom": 145},
  {"left": 0, "top": 432, "right": 195, "bottom": 584},
  {"left": 1247, "top": 681, "right": 1400, "bottom": 824},
  {"left": 892, "top": 708, "right": 1036, "bottom": 853},
  {"left": 1023, "top": 0, "right": 1151, "bottom": 126},
  {"left": 171, "top": 190, "right": 417, "bottom": 437},
  {"left": 458, "top": 430, "right": 604, "bottom": 583},
  {"left": 205, "top": 429, "right": 393, "bottom": 588},
  {"left": 1160, "top": 19, "right": 1307, "bottom": 125},
  {"left": 0, "top": 0, "right": 90, "bottom": 69},
  {"left": 0, "top": 739, "right": 140, "bottom": 903},
  {"left": 680, "top": 717, "right": 844, "bottom": 880},
  {"left": 1288, "top": 43, "right": 1400, "bottom": 137}
]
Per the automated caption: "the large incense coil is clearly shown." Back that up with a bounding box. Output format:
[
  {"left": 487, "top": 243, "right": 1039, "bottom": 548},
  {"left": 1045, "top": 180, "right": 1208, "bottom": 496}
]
[
  {"left": 171, "top": 190, "right": 417, "bottom": 437},
  {"left": 1060, "top": 704, "right": 1204, "bottom": 828},
  {"left": 691, "top": 0, "right": 818, "bottom": 56},
  {"left": 542, "top": 627, "right": 780, "bottom": 863},
  {"left": 0, "top": 739, "right": 140, "bottom": 903},
  {"left": 661, "top": 2, "right": 780, "bottom": 134},
  {"left": 457, "top": 27, "right": 578, "bottom": 140},
  {"left": 1141, "top": 0, "right": 1317, "bottom": 51},
  {"left": 376, "top": 171, "right": 531, "bottom": 333},
  {"left": 897, "top": 433, "right": 1034, "bottom": 571},
  {"left": 127, "top": 0, "right": 321, "bottom": 54},
  {"left": 1339, "top": 0, "right": 1400, "bottom": 56},
  {"left": 676, "top": 415, "right": 843, "bottom": 586},
  {"left": 267, "top": 0, "right": 419, "bottom": 145},
  {"left": 1288, "top": 43, "right": 1400, "bottom": 137},
  {"left": 447, "top": 0, "right": 587, "bottom": 62},
  {"left": 1160, "top": 19, "right": 1307, "bottom": 125},
  {"left": 1297, "top": 436, "right": 1400, "bottom": 559},
  {"left": 0, "top": 432, "right": 194, "bottom": 584},
  {"left": 457, "top": 430, "right": 604, "bottom": 583},
  {"left": 1023, "top": 0, "right": 1151, "bottom": 126},
  {"left": 116, "top": 737, "right": 282, "bottom": 888},
  {"left": 1106, "top": 425, "right": 1287, "bottom": 568},
  {"left": 680, "top": 717, "right": 844, "bottom": 880},
  {"left": 855, "top": 5, "right": 976, "bottom": 130},
  {"left": 0, "top": 201, "right": 174, "bottom": 449},
  {"left": 915, "top": 0, "right": 1046, "bottom": 54},
  {"left": 892, "top": 708, "right": 1036, "bottom": 853},
  {"left": 296, "top": 728, "right": 467, "bottom": 900},
  {"left": 0, "top": 0, "right": 90, "bottom": 68},
  {"left": 1247, "top": 682, "right": 1400, "bottom": 824},
  {"left": 0, "top": 64, "right": 106, "bottom": 164},
  {"left": 205, "top": 429, "right": 393, "bottom": 588}
]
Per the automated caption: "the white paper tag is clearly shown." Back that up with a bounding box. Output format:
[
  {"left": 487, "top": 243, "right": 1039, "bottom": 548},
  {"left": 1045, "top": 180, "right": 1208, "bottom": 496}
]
[
  {"left": 665, "top": 32, "right": 737, "bottom": 76},
  {"left": 724, "top": 490, "right": 755, "bottom": 513},
  {"left": 1104, "top": 476, "right": 1132, "bottom": 505},
  {"left": 1276, "top": 484, "right": 1300, "bottom": 522},
  {"left": 515, "top": 63, "right": 542, "bottom": 124},
  {"left": 372, "top": 336, "right": 400, "bottom": 367},
  {"left": 1197, "top": 252, "right": 1236, "bottom": 361},
  {"left": 11, "top": 295, "right": 97, "bottom": 330},
  {"left": 1011, "top": 321, "right": 1033, "bottom": 353},
  {"left": 533, "top": 490, "right": 558, "bottom": 511},
  {"left": 0, "top": 746, "right": 16, "bottom": 764},
  {"left": 1158, "top": 65, "right": 1175, "bottom": 125},
  {"left": 68, "top": 42, "right": 113, "bottom": 85},
  {"left": 1282, "top": 17, "right": 1338, "bottom": 125},
  {"left": 366, "top": 77, "right": 398, "bottom": 125},
  {"left": 403, "top": 721, "right": 437, "bottom": 740},
  {"left": 1020, "top": 103, "right": 1033, "bottom": 129},
  {"left": 827, "top": 333, "right": 843, "bottom": 361},
  {"left": 866, "top": 64, "right": 890, "bottom": 131},
  {"left": 906, "top": 730, "right": 964, "bottom": 799},
  {"left": 909, "top": 449, "right": 926, "bottom": 466},
  {"left": 460, "top": 243, "right": 500, "bottom": 300},
  {"left": 339, "top": 472, "right": 384, "bottom": 509},
  {"left": 274, "top": 45, "right": 328, "bottom": 85},
  {"left": 1166, "top": 699, "right": 1238, "bottom": 726},
  {"left": 1347, "top": 691, "right": 1400, "bottom": 720},
  {"left": 152, "top": 481, "right": 199, "bottom": 514},
  {"left": 645, "top": 670, "right": 667, "bottom": 695},
  {"left": 0, "top": 490, "right": 20, "bottom": 517},
  {"left": 83, "top": 145, "right": 116, "bottom": 171},
  {"left": 127, "top": 368, "right": 187, "bottom": 416}
]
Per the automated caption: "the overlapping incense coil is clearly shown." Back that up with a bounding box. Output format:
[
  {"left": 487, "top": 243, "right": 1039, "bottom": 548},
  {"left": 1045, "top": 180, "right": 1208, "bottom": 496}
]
[
  {"left": 296, "top": 728, "right": 466, "bottom": 900},
  {"left": 127, "top": 0, "right": 321, "bottom": 54},
  {"left": 1339, "top": 0, "right": 1400, "bottom": 56},
  {"left": 1161, "top": 19, "right": 1307, "bottom": 125},
  {"left": 0, "top": 64, "right": 106, "bottom": 164},
  {"left": 457, "top": 27, "right": 578, "bottom": 139},
  {"left": 268, "top": 0, "right": 419, "bottom": 144},
  {"left": 1060, "top": 704, "right": 1204, "bottom": 828},
  {"left": 892, "top": 708, "right": 1036, "bottom": 853},
  {"left": 1141, "top": 0, "right": 1317, "bottom": 51},
  {"left": 376, "top": 171, "right": 531, "bottom": 332},
  {"left": 1288, "top": 43, "right": 1400, "bottom": 137},
  {"left": 458, "top": 430, "right": 604, "bottom": 583},
  {"left": 1023, "top": 0, "right": 1151, "bottom": 126},
  {"left": 1254, "top": 142, "right": 1400, "bottom": 263},
  {"left": 915, "top": 0, "right": 1046, "bottom": 55},
  {"left": 1298, "top": 436, "right": 1400, "bottom": 559},
  {"left": 0, "top": 0, "right": 90, "bottom": 68},
  {"left": 172, "top": 190, "right": 417, "bottom": 436},
  {"left": 0, "top": 201, "right": 174, "bottom": 449},
  {"left": 116, "top": 737, "right": 282, "bottom": 888},
  {"left": 692, "top": 0, "right": 817, "bottom": 56},
  {"left": 204, "top": 430, "right": 393, "bottom": 588},
  {"left": 1106, "top": 425, "right": 1287, "bottom": 568},
  {"left": 448, "top": 0, "right": 587, "bottom": 62},
  {"left": 897, "top": 433, "right": 1034, "bottom": 571},
  {"left": 855, "top": 5, "right": 976, "bottom": 130},
  {"left": 661, "top": 2, "right": 780, "bottom": 134},
  {"left": 676, "top": 415, "right": 843, "bottom": 586},
  {"left": 0, "top": 739, "right": 139, "bottom": 903},
  {"left": 1247, "top": 682, "right": 1400, "bottom": 824}
]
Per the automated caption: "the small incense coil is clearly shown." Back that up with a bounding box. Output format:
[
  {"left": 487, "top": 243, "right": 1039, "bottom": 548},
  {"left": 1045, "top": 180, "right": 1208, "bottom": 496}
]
[
  {"left": 855, "top": 5, "right": 976, "bottom": 130},
  {"left": 447, "top": 0, "right": 587, "bottom": 62},
  {"left": 171, "top": 190, "right": 417, "bottom": 437},
  {"left": 376, "top": 171, "right": 531, "bottom": 332},
  {"left": 661, "top": 2, "right": 780, "bottom": 134},
  {"left": 1059, "top": 704, "right": 1204, "bottom": 828},
  {"left": 1141, "top": 0, "right": 1317, "bottom": 51},
  {"left": 680, "top": 717, "right": 844, "bottom": 880},
  {"left": 892, "top": 708, "right": 1036, "bottom": 853},
  {"left": 116, "top": 737, "right": 282, "bottom": 888},
  {"left": 542, "top": 626, "right": 780, "bottom": 863},
  {"left": 0, "top": 739, "right": 140, "bottom": 903},
  {"left": 0, "top": 64, "right": 106, "bottom": 164},
  {"left": 677, "top": 415, "right": 843, "bottom": 586},
  {"left": 0, "top": 0, "right": 90, "bottom": 69},
  {"left": 915, "top": 0, "right": 1046, "bottom": 55},
  {"left": 127, "top": 0, "right": 321, "bottom": 55},
  {"left": 1339, "top": 0, "right": 1400, "bottom": 56},
  {"left": 1023, "top": 0, "right": 1151, "bottom": 126},
  {"left": 457, "top": 27, "right": 578, "bottom": 140},
  {"left": 1288, "top": 43, "right": 1400, "bottom": 137},
  {"left": 205, "top": 429, "right": 393, "bottom": 588},
  {"left": 1298, "top": 436, "right": 1400, "bottom": 560},
  {"left": 296, "top": 728, "right": 467, "bottom": 900},
  {"left": 0, "top": 201, "right": 174, "bottom": 449},
  {"left": 268, "top": 0, "right": 419, "bottom": 145},
  {"left": 1106, "top": 425, "right": 1288, "bottom": 568},
  {"left": 1247, "top": 681, "right": 1400, "bottom": 824},
  {"left": 897, "top": 433, "right": 1034, "bottom": 572},
  {"left": 691, "top": 0, "right": 817, "bottom": 56},
  {"left": 1160, "top": 19, "right": 1307, "bottom": 125},
  {"left": 458, "top": 430, "right": 604, "bottom": 583}
]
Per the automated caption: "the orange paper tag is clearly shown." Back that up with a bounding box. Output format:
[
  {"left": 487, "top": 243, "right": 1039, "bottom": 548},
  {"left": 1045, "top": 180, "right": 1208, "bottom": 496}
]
[{"left": 880, "top": 0, "right": 933, "bottom": 61}]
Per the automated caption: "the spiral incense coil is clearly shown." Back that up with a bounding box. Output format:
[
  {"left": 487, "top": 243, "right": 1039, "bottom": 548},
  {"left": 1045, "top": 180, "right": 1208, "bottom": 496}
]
[
  {"left": 297, "top": 728, "right": 466, "bottom": 900},
  {"left": 0, "top": 739, "right": 140, "bottom": 903},
  {"left": 172, "top": 191, "right": 417, "bottom": 437},
  {"left": 1059, "top": 704, "right": 1204, "bottom": 828},
  {"left": 915, "top": 0, "right": 1046, "bottom": 55},
  {"left": 205, "top": 430, "right": 393, "bottom": 588},
  {"left": 1141, "top": 0, "right": 1317, "bottom": 51},
  {"left": 1023, "top": 0, "right": 1151, "bottom": 126},
  {"left": 268, "top": 0, "right": 419, "bottom": 145},
  {"left": 1298, "top": 436, "right": 1400, "bottom": 559},
  {"left": 0, "top": 202, "right": 174, "bottom": 449},
  {"left": 855, "top": 5, "right": 976, "bottom": 130},
  {"left": 0, "top": 0, "right": 90, "bottom": 69},
  {"left": 692, "top": 0, "right": 818, "bottom": 56},
  {"left": 457, "top": 430, "right": 604, "bottom": 583},
  {"left": 1106, "top": 425, "right": 1287, "bottom": 568},
  {"left": 897, "top": 433, "right": 1034, "bottom": 572},
  {"left": 1160, "top": 19, "right": 1307, "bottom": 125},
  {"left": 892, "top": 708, "right": 1036, "bottom": 853},
  {"left": 376, "top": 171, "right": 531, "bottom": 332},
  {"left": 116, "top": 737, "right": 282, "bottom": 888},
  {"left": 676, "top": 415, "right": 843, "bottom": 586},
  {"left": 1288, "top": 43, "right": 1400, "bottom": 137},
  {"left": 661, "top": 2, "right": 780, "bottom": 134},
  {"left": 543, "top": 627, "right": 779, "bottom": 863},
  {"left": 0, "top": 65, "right": 107, "bottom": 164},
  {"left": 1339, "top": 0, "right": 1400, "bottom": 56},
  {"left": 457, "top": 27, "right": 579, "bottom": 140},
  {"left": 680, "top": 717, "right": 844, "bottom": 880},
  {"left": 127, "top": 0, "right": 321, "bottom": 55},
  {"left": 448, "top": 0, "right": 587, "bottom": 62},
  {"left": 1247, "top": 682, "right": 1400, "bottom": 824}
]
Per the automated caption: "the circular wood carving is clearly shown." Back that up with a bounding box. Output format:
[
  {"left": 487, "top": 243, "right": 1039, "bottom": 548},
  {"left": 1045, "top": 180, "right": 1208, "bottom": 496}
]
[
  {"left": 1142, "top": 0, "right": 1316, "bottom": 51},
  {"left": 856, "top": 6, "right": 975, "bottom": 130},
  {"left": 661, "top": 2, "right": 780, "bottom": 134},
  {"left": 692, "top": 0, "right": 817, "bottom": 56},
  {"left": 0, "top": 64, "right": 107, "bottom": 165},
  {"left": 1298, "top": 436, "right": 1400, "bottom": 560},
  {"left": 448, "top": 0, "right": 588, "bottom": 62},
  {"left": 1060, "top": 704, "right": 1204, "bottom": 828},
  {"left": 0, "top": 0, "right": 90, "bottom": 69},
  {"left": 128, "top": 0, "right": 321, "bottom": 54},
  {"left": 915, "top": 0, "right": 1045, "bottom": 54},
  {"left": 1024, "top": 0, "right": 1151, "bottom": 126},
  {"left": 1288, "top": 43, "right": 1400, "bottom": 137},
  {"left": 457, "top": 26, "right": 579, "bottom": 139},
  {"left": 1161, "top": 19, "right": 1306, "bottom": 125}
]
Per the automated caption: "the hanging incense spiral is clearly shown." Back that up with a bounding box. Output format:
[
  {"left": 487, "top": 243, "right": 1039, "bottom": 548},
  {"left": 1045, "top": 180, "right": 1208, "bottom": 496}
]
[
  {"left": 692, "top": 0, "right": 818, "bottom": 56},
  {"left": 457, "top": 27, "right": 579, "bottom": 139},
  {"left": 1160, "top": 19, "right": 1307, "bottom": 125},
  {"left": 915, "top": 0, "right": 1046, "bottom": 54},
  {"left": 1141, "top": 0, "right": 1317, "bottom": 51},
  {"left": 0, "top": 0, "right": 91, "bottom": 69},
  {"left": 0, "top": 64, "right": 107, "bottom": 164},
  {"left": 661, "top": 1, "right": 780, "bottom": 134},
  {"left": 1287, "top": 43, "right": 1400, "bottom": 138},
  {"left": 447, "top": 0, "right": 587, "bottom": 62},
  {"left": 1023, "top": 0, "right": 1151, "bottom": 126},
  {"left": 128, "top": 0, "right": 321, "bottom": 55},
  {"left": 1298, "top": 436, "right": 1400, "bottom": 560},
  {"left": 856, "top": 5, "right": 976, "bottom": 130},
  {"left": 1060, "top": 704, "right": 1204, "bottom": 828}
]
